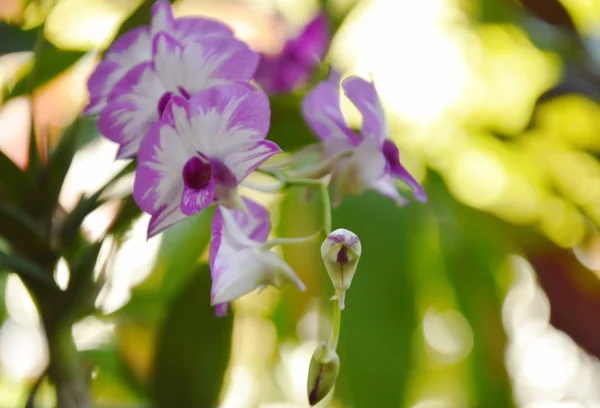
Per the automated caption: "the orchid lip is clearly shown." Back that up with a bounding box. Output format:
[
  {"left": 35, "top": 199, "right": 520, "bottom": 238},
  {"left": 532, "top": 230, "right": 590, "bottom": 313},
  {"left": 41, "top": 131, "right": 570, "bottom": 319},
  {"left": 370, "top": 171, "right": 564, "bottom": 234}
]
[
  {"left": 336, "top": 246, "right": 349, "bottom": 265},
  {"left": 157, "top": 91, "right": 174, "bottom": 117},
  {"left": 182, "top": 156, "right": 212, "bottom": 190},
  {"left": 178, "top": 86, "right": 191, "bottom": 99},
  {"left": 381, "top": 139, "right": 401, "bottom": 169}
]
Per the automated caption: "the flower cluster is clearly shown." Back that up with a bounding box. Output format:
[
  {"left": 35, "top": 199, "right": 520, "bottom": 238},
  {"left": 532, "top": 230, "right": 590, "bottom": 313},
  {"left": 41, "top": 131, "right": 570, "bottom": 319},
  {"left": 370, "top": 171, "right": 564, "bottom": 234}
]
[{"left": 85, "top": 1, "right": 425, "bottom": 316}]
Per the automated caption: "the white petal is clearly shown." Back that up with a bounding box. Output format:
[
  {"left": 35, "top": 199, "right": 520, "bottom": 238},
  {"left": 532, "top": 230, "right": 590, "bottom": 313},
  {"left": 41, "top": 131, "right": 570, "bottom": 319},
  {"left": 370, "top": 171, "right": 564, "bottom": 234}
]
[
  {"left": 352, "top": 138, "right": 386, "bottom": 186},
  {"left": 211, "top": 248, "right": 269, "bottom": 304},
  {"left": 211, "top": 248, "right": 304, "bottom": 305},
  {"left": 219, "top": 206, "right": 259, "bottom": 249}
]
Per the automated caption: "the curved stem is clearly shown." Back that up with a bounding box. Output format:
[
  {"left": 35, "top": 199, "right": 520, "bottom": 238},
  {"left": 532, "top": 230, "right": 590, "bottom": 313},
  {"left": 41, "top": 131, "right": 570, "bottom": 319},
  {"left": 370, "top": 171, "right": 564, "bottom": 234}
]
[
  {"left": 327, "top": 293, "right": 342, "bottom": 351},
  {"left": 262, "top": 230, "right": 322, "bottom": 249}
]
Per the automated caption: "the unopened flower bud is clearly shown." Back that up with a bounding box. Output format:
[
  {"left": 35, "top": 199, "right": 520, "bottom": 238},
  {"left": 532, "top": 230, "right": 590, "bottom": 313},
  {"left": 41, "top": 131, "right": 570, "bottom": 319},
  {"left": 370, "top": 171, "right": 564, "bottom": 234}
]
[
  {"left": 307, "top": 342, "right": 340, "bottom": 406},
  {"left": 321, "top": 228, "right": 361, "bottom": 309}
]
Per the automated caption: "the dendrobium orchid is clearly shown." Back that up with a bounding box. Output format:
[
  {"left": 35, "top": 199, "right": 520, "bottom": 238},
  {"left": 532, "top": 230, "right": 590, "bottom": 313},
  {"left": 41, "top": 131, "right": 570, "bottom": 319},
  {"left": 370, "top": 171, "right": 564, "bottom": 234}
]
[
  {"left": 97, "top": 30, "right": 258, "bottom": 159},
  {"left": 132, "top": 84, "right": 280, "bottom": 237},
  {"left": 210, "top": 199, "right": 305, "bottom": 316},
  {"left": 255, "top": 12, "right": 330, "bottom": 94},
  {"left": 301, "top": 74, "right": 427, "bottom": 206},
  {"left": 85, "top": 0, "right": 233, "bottom": 116}
]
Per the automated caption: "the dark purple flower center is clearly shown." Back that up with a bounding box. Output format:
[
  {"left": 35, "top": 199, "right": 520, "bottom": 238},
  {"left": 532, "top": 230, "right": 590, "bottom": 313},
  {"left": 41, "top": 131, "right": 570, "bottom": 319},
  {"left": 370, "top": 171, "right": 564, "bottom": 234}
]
[
  {"left": 178, "top": 86, "right": 191, "bottom": 99},
  {"left": 336, "top": 246, "right": 349, "bottom": 265},
  {"left": 182, "top": 156, "right": 212, "bottom": 190},
  {"left": 157, "top": 92, "right": 174, "bottom": 117},
  {"left": 382, "top": 139, "right": 401, "bottom": 169},
  {"left": 212, "top": 160, "right": 237, "bottom": 186}
]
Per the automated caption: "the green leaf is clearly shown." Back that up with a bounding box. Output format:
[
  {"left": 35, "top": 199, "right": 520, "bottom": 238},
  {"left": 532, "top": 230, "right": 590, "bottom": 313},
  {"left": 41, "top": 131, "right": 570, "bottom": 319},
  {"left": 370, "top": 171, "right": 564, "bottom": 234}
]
[
  {"left": 137, "top": 207, "right": 214, "bottom": 299},
  {"left": 274, "top": 186, "right": 325, "bottom": 339},
  {"left": 4, "top": 45, "right": 85, "bottom": 100},
  {"left": 268, "top": 94, "right": 316, "bottom": 152},
  {"left": 112, "top": 207, "right": 214, "bottom": 322},
  {"left": 58, "top": 161, "right": 136, "bottom": 250},
  {"left": 0, "top": 22, "right": 37, "bottom": 55},
  {"left": 429, "top": 175, "right": 514, "bottom": 406},
  {"left": 330, "top": 192, "right": 419, "bottom": 407},
  {"left": 44, "top": 118, "right": 81, "bottom": 214},
  {"left": 0, "top": 149, "right": 33, "bottom": 205},
  {"left": 83, "top": 346, "right": 147, "bottom": 400},
  {"left": 0, "top": 202, "right": 47, "bottom": 254},
  {"left": 0, "top": 249, "right": 55, "bottom": 287},
  {"left": 75, "top": 116, "right": 101, "bottom": 150},
  {"left": 152, "top": 265, "right": 232, "bottom": 408},
  {"left": 106, "top": 195, "right": 142, "bottom": 239}
]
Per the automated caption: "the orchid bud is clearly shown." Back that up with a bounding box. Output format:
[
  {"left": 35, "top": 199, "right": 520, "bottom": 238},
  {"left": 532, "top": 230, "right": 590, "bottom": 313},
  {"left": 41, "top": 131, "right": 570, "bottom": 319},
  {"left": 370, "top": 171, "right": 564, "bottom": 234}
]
[
  {"left": 321, "top": 228, "right": 361, "bottom": 309},
  {"left": 307, "top": 342, "right": 340, "bottom": 406}
]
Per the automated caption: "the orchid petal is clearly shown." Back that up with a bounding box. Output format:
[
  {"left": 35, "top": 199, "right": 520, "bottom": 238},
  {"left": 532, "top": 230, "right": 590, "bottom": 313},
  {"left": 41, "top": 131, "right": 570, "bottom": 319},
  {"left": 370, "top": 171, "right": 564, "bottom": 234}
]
[
  {"left": 290, "top": 12, "right": 330, "bottom": 65},
  {"left": 84, "top": 27, "right": 151, "bottom": 115},
  {"left": 301, "top": 78, "right": 358, "bottom": 143},
  {"left": 226, "top": 140, "right": 281, "bottom": 181},
  {"left": 134, "top": 121, "right": 188, "bottom": 216},
  {"left": 342, "top": 75, "right": 388, "bottom": 143},
  {"left": 150, "top": 0, "right": 176, "bottom": 34},
  {"left": 98, "top": 62, "right": 165, "bottom": 159}
]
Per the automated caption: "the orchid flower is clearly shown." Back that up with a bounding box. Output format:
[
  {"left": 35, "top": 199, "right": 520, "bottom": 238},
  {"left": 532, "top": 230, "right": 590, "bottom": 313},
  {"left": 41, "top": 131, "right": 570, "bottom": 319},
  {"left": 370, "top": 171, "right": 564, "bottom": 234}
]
[
  {"left": 132, "top": 84, "right": 280, "bottom": 237},
  {"left": 85, "top": 0, "right": 233, "bottom": 116},
  {"left": 96, "top": 29, "right": 258, "bottom": 159},
  {"left": 301, "top": 74, "right": 427, "bottom": 206},
  {"left": 255, "top": 12, "right": 329, "bottom": 94},
  {"left": 209, "top": 198, "right": 305, "bottom": 316}
]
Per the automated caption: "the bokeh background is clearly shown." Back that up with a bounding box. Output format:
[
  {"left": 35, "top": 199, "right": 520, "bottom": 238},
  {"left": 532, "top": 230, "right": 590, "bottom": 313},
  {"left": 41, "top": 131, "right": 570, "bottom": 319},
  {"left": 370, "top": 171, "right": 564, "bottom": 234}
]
[{"left": 2, "top": 0, "right": 600, "bottom": 406}]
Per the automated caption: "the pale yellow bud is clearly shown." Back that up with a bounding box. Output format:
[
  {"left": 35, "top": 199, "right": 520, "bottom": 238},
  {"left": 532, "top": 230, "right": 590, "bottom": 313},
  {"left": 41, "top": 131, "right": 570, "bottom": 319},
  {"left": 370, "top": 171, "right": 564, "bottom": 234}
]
[
  {"left": 307, "top": 342, "right": 340, "bottom": 406},
  {"left": 321, "top": 228, "right": 361, "bottom": 309}
]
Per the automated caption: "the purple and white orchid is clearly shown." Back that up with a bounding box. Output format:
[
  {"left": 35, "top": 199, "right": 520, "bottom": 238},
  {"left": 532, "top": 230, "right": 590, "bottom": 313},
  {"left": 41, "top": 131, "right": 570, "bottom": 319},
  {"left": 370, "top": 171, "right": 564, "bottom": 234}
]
[
  {"left": 85, "top": 0, "right": 233, "bottom": 115},
  {"left": 132, "top": 84, "right": 280, "bottom": 237},
  {"left": 85, "top": 0, "right": 233, "bottom": 116},
  {"left": 209, "top": 198, "right": 304, "bottom": 316},
  {"left": 302, "top": 74, "right": 427, "bottom": 206},
  {"left": 255, "top": 12, "right": 330, "bottom": 94},
  {"left": 96, "top": 29, "right": 258, "bottom": 159}
]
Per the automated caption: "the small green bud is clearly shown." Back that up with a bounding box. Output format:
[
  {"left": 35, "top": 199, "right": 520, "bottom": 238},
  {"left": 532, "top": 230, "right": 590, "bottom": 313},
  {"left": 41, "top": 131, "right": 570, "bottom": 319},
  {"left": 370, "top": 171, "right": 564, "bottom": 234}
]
[
  {"left": 321, "top": 228, "right": 361, "bottom": 309},
  {"left": 307, "top": 342, "right": 340, "bottom": 406}
]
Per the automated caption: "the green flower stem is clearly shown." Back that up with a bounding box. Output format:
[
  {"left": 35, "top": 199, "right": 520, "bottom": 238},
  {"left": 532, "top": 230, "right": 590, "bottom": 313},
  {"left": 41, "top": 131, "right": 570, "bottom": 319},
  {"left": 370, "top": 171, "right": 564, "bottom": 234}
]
[
  {"left": 255, "top": 170, "right": 340, "bottom": 355},
  {"left": 263, "top": 230, "right": 322, "bottom": 249},
  {"left": 328, "top": 292, "right": 343, "bottom": 351}
]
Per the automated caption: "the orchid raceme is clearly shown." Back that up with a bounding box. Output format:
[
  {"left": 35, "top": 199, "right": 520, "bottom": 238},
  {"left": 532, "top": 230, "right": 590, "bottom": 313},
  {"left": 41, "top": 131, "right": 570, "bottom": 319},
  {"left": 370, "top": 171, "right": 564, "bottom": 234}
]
[
  {"left": 255, "top": 12, "right": 330, "bottom": 94},
  {"left": 209, "top": 199, "right": 305, "bottom": 316},
  {"left": 133, "top": 84, "right": 280, "bottom": 237},
  {"left": 301, "top": 74, "right": 427, "bottom": 207},
  {"left": 85, "top": 0, "right": 233, "bottom": 116}
]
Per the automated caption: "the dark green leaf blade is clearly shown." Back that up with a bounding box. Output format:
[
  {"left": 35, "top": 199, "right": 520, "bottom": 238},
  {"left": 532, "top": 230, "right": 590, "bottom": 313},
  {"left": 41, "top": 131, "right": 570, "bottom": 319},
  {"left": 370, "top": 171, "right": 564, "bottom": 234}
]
[
  {"left": 152, "top": 265, "right": 232, "bottom": 408},
  {"left": 44, "top": 118, "right": 81, "bottom": 214},
  {"left": 331, "top": 192, "right": 419, "bottom": 407},
  {"left": 4, "top": 46, "right": 85, "bottom": 100},
  {"left": 0, "top": 22, "right": 36, "bottom": 55},
  {"left": 0, "top": 249, "right": 55, "bottom": 287},
  {"left": 0, "top": 149, "right": 33, "bottom": 204},
  {"left": 430, "top": 175, "right": 514, "bottom": 406}
]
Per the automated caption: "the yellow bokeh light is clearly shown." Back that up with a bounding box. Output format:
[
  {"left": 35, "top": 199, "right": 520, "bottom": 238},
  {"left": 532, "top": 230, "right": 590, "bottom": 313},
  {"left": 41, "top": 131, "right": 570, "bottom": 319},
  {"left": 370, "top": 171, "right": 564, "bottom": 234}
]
[{"left": 448, "top": 148, "right": 508, "bottom": 209}]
